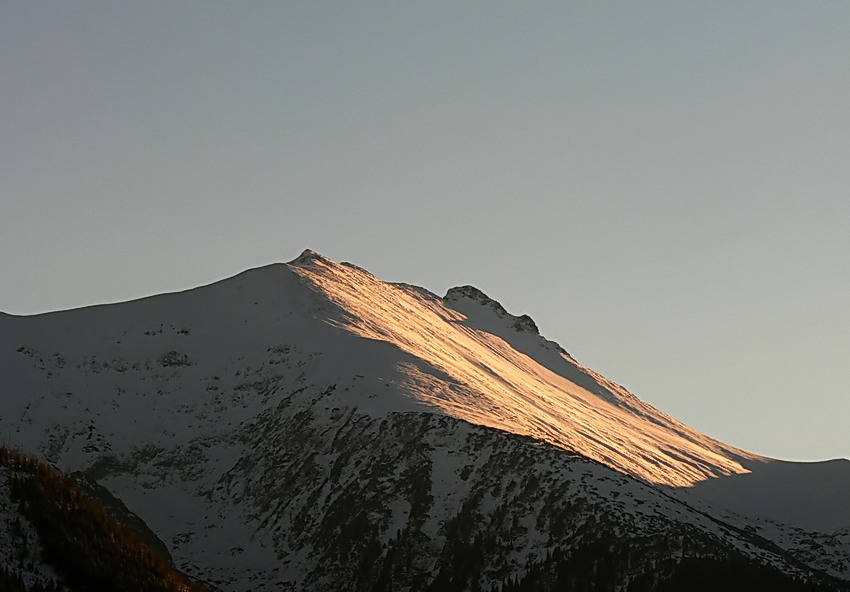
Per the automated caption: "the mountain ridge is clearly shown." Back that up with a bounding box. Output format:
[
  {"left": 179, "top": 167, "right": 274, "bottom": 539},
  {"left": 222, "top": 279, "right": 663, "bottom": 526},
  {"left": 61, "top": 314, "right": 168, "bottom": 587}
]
[
  {"left": 285, "top": 249, "right": 762, "bottom": 486},
  {"left": 1, "top": 249, "right": 848, "bottom": 589}
]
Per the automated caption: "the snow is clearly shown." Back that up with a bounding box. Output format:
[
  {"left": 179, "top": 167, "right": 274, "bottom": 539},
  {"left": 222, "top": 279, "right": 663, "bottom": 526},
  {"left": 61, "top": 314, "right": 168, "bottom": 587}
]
[
  {"left": 1, "top": 249, "right": 848, "bottom": 587},
  {"left": 288, "top": 252, "right": 761, "bottom": 487},
  {"left": 684, "top": 457, "right": 850, "bottom": 533}
]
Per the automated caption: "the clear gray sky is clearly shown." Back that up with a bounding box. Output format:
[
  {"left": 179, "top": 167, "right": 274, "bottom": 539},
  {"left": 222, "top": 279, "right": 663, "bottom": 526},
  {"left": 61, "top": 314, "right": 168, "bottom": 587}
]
[{"left": 3, "top": 2, "right": 849, "bottom": 462}]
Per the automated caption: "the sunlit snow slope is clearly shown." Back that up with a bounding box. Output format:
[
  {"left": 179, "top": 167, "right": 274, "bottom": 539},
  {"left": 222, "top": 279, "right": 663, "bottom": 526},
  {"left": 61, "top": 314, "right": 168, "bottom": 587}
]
[
  {"left": 3, "top": 248, "right": 849, "bottom": 587},
  {"left": 288, "top": 250, "right": 761, "bottom": 487}
]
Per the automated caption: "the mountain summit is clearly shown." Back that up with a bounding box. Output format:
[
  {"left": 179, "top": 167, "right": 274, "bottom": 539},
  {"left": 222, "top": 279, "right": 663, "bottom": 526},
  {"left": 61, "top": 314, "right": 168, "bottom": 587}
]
[{"left": 1, "top": 250, "right": 849, "bottom": 590}]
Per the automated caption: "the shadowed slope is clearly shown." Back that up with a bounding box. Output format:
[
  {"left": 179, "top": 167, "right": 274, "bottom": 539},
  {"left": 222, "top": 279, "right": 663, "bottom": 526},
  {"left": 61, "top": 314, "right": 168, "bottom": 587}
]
[{"left": 689, "top": 458, "right": 850, "bottom": 533}]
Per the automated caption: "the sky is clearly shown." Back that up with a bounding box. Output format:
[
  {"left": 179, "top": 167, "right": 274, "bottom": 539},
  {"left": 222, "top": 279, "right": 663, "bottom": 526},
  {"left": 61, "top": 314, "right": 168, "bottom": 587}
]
[{"left": 2, "top": 2, "right": 849, "bottom": 462}]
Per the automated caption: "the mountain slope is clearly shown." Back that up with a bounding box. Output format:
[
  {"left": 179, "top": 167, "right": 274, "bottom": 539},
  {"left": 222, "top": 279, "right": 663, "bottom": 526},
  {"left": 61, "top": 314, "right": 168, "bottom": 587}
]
[
  {"left": 0, "top": 446, "right": 206, "bottom": 592},
  {"left": 288, "top": 250, "right": 760, "bottom": 487},
  {"left": 1, "top": 249, "right": 848, "bottom": 589}
]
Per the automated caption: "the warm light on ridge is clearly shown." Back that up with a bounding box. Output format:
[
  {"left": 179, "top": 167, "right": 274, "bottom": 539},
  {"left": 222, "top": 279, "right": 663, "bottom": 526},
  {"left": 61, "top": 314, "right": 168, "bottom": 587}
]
[{"left": 291, "top": 253, "right": 763, "bottom": 487}]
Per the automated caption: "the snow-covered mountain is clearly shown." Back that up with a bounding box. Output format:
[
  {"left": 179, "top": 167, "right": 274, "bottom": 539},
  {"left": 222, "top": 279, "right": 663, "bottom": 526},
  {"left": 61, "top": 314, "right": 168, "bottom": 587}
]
[{"left": 1, "top": 250, "right": 848, "bottom": 590}]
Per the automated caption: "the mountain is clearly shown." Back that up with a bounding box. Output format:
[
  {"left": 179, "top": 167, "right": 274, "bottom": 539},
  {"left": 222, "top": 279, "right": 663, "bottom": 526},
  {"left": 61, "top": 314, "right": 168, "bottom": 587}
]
[{"left": 1, "top": 249, "right": 848, "bottom": 591}]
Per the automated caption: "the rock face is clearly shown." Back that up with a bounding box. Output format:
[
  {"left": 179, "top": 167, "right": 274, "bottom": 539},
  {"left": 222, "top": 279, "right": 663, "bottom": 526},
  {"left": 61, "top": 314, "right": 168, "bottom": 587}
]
[{"left": 0, "top": 250, "right": 848, "bottom": 591}]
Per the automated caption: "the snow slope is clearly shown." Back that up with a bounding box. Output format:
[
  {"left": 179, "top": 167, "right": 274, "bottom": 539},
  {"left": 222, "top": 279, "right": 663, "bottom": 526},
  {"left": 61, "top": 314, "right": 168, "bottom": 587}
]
[
  {"left": 1, "top": 249, "right": 848, "bottom": 588},
  {"left": 288, "top": 250, "right": 762, "bottom": 487}
]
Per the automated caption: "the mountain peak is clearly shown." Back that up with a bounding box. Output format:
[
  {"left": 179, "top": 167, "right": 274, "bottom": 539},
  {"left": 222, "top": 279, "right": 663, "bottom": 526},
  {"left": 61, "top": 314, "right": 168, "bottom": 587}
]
[{"left": 289, "top": 248, "right": 330, "bottom": 267}]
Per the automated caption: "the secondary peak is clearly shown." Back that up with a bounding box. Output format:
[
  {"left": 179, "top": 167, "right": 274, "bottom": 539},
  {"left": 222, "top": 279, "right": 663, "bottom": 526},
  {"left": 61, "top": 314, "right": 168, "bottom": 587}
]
[
  {"left": 444, "top": 285, "right": 539, "bottom": 334},
  {"left": 445, "top": 285, "right": 507, "bottom": 315}
]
